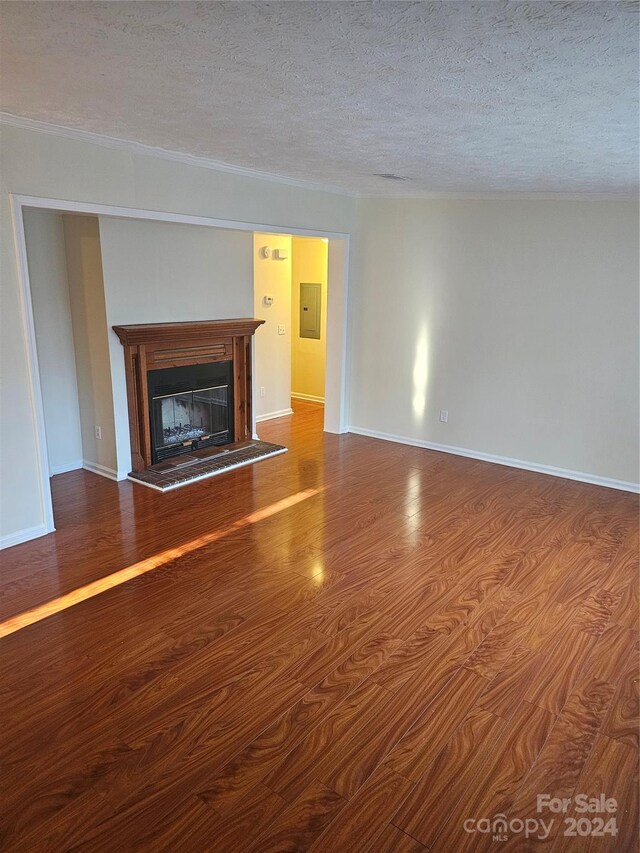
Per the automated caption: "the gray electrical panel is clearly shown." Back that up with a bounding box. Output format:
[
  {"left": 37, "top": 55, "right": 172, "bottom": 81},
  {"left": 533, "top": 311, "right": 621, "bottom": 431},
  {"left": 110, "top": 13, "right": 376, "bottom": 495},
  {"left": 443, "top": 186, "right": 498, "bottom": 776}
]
[{"left": 299, "top": 283, "right": 321, "bottom": 339}]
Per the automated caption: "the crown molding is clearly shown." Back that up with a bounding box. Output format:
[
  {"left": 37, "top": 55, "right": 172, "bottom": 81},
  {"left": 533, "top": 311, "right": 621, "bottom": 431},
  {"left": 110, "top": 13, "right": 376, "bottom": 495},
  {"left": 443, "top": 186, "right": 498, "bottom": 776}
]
[
  {"left": 357, "top": 189, "right": 639, "bottom": 201},
  {"left": 0, "top": 112, "right": 357, "bottom": 198},
  {"left": 1, "top": 112, "right": 636, "bottom": 202}
]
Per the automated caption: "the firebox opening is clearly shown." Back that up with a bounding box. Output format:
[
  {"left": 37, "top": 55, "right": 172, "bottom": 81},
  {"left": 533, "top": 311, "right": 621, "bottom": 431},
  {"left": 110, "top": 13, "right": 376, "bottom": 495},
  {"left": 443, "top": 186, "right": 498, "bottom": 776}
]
[{"left": 148, "top": 361, "right": 234, "bottom": 463}]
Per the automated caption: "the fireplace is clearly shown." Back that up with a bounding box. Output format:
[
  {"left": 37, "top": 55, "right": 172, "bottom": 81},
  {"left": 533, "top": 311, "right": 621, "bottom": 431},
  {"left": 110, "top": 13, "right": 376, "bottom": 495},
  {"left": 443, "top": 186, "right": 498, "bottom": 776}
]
[
  {"left": 148, "top": 361, "right": 234, "bottom": 463},
  {"left": 114, "top": 319, "right": 264, "bottom": 473}
]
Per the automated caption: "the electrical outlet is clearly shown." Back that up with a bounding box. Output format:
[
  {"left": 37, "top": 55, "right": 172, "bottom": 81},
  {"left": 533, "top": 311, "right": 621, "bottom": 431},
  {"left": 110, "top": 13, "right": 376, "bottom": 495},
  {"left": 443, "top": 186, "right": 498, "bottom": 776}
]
[
  {"left": 260, "top": 386, "right": 266, "bottom": 398},
  {"left": 95, "top": 425, "right": 102, "bottom": 439},
  {"left": 439, "top": 410, "right": 448, "bottom": 423},
  {"left": 278, "top": 324, "right": 286, "bottom": 335}
]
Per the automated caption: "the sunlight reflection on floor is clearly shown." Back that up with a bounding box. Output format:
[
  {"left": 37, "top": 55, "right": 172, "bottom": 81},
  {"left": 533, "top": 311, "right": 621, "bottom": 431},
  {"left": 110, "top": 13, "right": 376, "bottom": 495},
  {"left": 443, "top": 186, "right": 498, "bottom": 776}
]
[{"left": 0, "top": 487, "right": 321, "bottom": 639}]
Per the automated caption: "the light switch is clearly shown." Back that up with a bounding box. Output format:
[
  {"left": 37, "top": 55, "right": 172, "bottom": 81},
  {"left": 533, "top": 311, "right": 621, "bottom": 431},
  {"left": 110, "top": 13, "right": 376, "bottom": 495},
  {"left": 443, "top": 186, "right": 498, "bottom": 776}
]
[{"left": 278, "top": 324, "right": 286, "bottom": 335}]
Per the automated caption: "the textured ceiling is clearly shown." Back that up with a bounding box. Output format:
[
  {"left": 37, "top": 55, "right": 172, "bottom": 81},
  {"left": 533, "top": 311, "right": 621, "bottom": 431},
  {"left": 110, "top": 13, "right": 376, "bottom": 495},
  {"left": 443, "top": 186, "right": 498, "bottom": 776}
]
[{"left": 1, "top": 1, "right": 637, "bottom": 195}]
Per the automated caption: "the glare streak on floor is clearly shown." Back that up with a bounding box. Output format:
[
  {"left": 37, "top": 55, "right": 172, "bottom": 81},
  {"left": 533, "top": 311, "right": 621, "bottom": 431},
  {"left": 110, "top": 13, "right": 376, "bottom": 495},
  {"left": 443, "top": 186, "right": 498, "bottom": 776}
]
[{"left": 0, "top": 486, "right": 319, "bottom": 638}]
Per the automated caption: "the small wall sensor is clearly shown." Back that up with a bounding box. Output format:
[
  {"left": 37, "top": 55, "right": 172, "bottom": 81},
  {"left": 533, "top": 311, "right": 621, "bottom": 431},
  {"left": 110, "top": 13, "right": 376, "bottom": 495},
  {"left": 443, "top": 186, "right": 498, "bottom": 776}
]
[
  {"left": 272, "top": 248, "right": 288, "bottom": 261},
  {"left": 260, "top": 246, "right": 271, "bottom": 259},
  {"left": 263, "top": 294, "right": 274, "bottom": 306}
]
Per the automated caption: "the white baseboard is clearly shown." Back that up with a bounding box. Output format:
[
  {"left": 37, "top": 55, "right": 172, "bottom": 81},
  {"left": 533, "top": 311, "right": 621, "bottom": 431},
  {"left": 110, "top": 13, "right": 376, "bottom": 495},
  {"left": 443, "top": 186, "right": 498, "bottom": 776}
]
[
  {"left": 83, "top": 460, "right": 128, "bottom": 482},
  {"left": 49, "top": 459, "right": 83, "bottom": 476},
  {"left": 0, "top": 523, "right": 51, "bottom": 549},
  {"left": 347, "top": 425, "right": 640, "bottom": 494},
  {"left": 256, "top": 408, "right": 294, "bottom": 423},
  {"left": 291, "top": 393, "right": 325, "bottom": 404}
]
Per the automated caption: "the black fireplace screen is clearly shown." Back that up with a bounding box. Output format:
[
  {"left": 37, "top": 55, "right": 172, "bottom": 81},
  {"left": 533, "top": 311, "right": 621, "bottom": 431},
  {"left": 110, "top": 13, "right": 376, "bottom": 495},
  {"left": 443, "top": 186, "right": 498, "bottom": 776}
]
[
  {"left": 153, "top": 385, "right": 229, "bottom": 451},
  {"left": 148, "top": 360, "right": 234, "bottom": 462}
]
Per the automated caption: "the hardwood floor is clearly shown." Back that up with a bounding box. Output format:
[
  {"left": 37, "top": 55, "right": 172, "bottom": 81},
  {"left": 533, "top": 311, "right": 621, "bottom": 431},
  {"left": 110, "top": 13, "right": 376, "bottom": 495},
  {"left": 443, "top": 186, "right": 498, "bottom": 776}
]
[{"left": 0, "top": 401, "right": 637, "bottom": 851}]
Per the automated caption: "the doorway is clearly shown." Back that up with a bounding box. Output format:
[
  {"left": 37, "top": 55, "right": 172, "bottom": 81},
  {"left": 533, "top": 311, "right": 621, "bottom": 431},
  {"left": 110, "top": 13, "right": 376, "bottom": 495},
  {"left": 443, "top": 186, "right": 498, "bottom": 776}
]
[
  {"left": 291, "top": 236, "right": 328, "bottom": 413},
  {"left": 252, "top": 233, "right": 329, "bottom": 433}
]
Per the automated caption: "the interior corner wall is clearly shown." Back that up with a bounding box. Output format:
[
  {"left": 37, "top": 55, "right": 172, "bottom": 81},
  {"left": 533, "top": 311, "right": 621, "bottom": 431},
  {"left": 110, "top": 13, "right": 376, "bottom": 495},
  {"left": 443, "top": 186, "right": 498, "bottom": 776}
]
[
  {"left": 349, "top": 198, "right": 640, "bottom": 487},
  {"left": 62, "top": 214, "right": 119, "bottom": 476},
  {"left": 22, "top": 209, "right": 83, "bottom": 475},
  {"left": 253, "top": 233, "right": 293, "bottom": 420},
  {"left": 291, "top": 236, "right": 328, "bottom": 402}
]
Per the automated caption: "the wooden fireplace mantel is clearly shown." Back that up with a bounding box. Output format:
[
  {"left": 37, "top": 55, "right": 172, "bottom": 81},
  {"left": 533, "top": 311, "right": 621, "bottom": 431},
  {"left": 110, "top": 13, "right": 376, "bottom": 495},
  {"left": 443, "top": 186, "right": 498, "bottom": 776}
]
[{"left": 113, "top": 319, "right": 264, "bottom": 473}]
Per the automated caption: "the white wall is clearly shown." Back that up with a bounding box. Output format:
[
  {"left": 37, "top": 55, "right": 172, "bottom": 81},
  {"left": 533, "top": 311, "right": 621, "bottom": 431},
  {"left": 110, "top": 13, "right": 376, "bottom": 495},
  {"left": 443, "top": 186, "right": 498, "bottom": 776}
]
[
  {"left": 22, "top": 209, "right": 83, "bottom": 475},
  {"left": 253, "top": 233, "right": 293, "bottom": 420},
  {"left": 98, "top": 217, "right": 254, "bottom": 474},
  {"left": 350, "top": 198, "right": 639, "bottom": 487},
  {"left": 0, "top": 122, "right": 356, "bottom": 545}
]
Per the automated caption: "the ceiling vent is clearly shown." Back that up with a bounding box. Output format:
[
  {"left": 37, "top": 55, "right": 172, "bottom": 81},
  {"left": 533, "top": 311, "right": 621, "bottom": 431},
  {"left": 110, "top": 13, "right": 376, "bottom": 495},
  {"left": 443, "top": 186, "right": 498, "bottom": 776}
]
[{"left": 374, "top": 173, "right": 407, "bottom": 181}]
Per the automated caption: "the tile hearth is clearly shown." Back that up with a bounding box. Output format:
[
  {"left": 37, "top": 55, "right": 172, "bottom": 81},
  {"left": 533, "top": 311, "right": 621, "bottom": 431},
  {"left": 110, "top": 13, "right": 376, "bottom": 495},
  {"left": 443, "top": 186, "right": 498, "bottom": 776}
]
[{"left": 127, "top": 440, "right": 287, "bottom": 491}]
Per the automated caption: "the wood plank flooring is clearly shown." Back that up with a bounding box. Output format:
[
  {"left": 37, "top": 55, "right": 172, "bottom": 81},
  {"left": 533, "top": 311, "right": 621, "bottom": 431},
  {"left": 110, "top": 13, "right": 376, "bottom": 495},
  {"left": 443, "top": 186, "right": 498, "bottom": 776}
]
[{"left": 0, "top": 401, "right": 637, "bottom": 851}]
